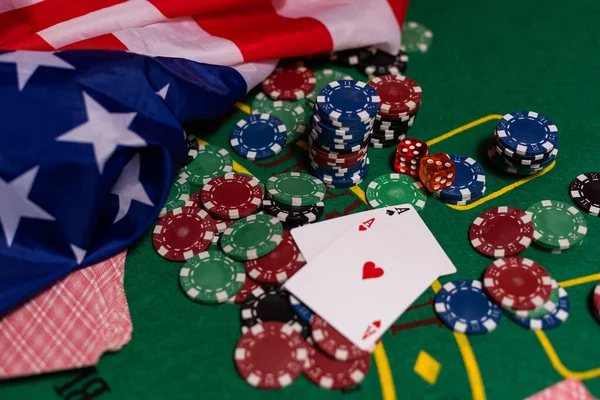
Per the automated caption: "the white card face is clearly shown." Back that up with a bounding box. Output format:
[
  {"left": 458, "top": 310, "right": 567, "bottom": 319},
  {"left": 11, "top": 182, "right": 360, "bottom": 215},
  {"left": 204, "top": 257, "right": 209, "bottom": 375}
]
[
  {"left": 291, "top": 205, "right": 457, "bottom": 276},
  {"left": 285, "top": 205, "right": 455, "bottom": 350}
]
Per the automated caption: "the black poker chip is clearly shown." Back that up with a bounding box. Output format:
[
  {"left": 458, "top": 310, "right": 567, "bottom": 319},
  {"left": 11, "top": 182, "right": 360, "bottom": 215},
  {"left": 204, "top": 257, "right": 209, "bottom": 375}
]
[
  {"left": 329, "top": 47, "right": 371, "bottom": 66},
  {"left": 262, "top": 195, "right": 324, "bottom": 225},
  {"left": 240, "top": 285, "right": 310, "bottom": 338},
  {"left": 184, "top": 133, "right": 200, "bottom": 166},
  {"left": 569, "top": 172, "right": 600, "bottom": 217},
  {"left": 358, "top": 47, "right": 409, "bottom": 77}
]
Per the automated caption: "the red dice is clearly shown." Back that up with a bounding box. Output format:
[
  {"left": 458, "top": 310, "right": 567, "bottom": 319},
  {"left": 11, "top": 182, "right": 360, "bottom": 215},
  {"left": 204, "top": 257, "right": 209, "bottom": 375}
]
[
  {"left": 419, "top": 153, "right": 456, "bottom": 192},
  {"left": 394, "top": 138, "right": 428, "bottom": 178}
]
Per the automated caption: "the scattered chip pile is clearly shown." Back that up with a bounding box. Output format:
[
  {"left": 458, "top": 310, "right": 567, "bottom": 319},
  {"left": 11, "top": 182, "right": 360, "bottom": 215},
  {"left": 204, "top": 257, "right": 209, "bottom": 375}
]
[
  {"left": 330, "top": 46, "right": 409, "bottom": 78},
  {"left": 435, "top": 257, "right": 570, "bottom": 334},
  {"left": 251, "top": 93, "right": 307, "bottom": 145},
  {"left": 487, "top": 111, "right": 559, "bottom": 176},
  {"left": 431, "top": 154, "right": 486, "bottom": 206},
  {"left": 229, "top": 113, "right": 287, "bottom": 160},
  {"left": 569, "top": 172, "right": 600, "bottom": 217},
  {"left": 402, "top": 21, "right": 434, "bottom": 53},
  {"left": 158, "top": 172, "right": 190, "bottom": 217},
  {"left": 366, "top": 173, "right": 427, "bottom": 211},
  {"left": 308, "top": 80, "right": 380, "bottom": 188},
  {"left": 262, "top": 64, "right": 316, "bottom": 101},
  {"left": 526, "top": 200, "right": 587, "bottom": 254},
  {"left": 394, "top": 138, "right": 428, "bottom": 178},
  {"left": 367, "top": 75, "right": 421, "bottom": 148},
  {"left": 263, "top": 172, "right": 326, "bottom": 228}
]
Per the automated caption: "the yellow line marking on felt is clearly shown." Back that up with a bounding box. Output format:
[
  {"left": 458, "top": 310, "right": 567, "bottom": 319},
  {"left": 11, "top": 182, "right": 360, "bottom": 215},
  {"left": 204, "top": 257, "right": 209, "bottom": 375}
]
[
  {"left": 414, "top": 350, "right": 441, "bottom": 385},
  {"left": 559, "top": 273, "right": 600, "bottom": 288},
  {"left": 535, "top": 331, "right": 600, "bottom": 380},
  {"left": 235, "top": 101, "right": 252, "bottom": 114},
  {"left": 426, "top": 114, "right": 503, "bottom": 147}
]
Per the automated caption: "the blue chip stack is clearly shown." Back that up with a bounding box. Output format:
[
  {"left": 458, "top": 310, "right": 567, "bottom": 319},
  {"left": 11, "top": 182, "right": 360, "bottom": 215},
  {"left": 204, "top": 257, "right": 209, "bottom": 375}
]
[
  {"left": 432, "top": 154, "right": 487, "bottom": 206},
  {"left": 308, "top": 80, "right": 380, "bottom": 188},
  {"left": 487, "top": 111, "right": 559, "bottom": 175}
]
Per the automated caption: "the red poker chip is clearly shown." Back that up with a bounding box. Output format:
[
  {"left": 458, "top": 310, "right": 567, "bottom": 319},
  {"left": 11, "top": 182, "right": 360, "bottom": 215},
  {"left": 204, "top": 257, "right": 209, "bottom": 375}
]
[
  {"left": 483, "top": 257, "right": 553, "bottom": 310},
  {"left": 367, "top": 75, "right": 422, "bottom": 114},
  {"left": 244, "top": 231, "right": 306, "bottom": 284},
  {"left": 227, "top": 275, "right": 260, "bottom": 304},
  {"left": 234, "top": 321, "right": 307, "bottom": 389},
  {"left": 187, "top": 192, "right": 233, "bottom": 233},
  {"left": 309, "top": 144, "right": 367, "bottom": 160},
  {"left": 262, "top": 66, "right": 316, "bottom": 100},
  {"left": 593, "top": 283, "right": 600, "bottom": 313},
  {"left": 200, "top": 173, "right": 262, "bottom": 219},
  {"left": 311, "top": 316, "right": 371, "bottom": 361},
  {"left": 469, "top": 206, "right": 534, "bottom": 258},
  {"left": 309, "top": 151, "right": 367, "bottom": 167},
  {"left": 303, "top": 339, "right": 370, "bottom": 390},
  {"left": 152, "top": 207, "right": 215, "bottom": 261}
]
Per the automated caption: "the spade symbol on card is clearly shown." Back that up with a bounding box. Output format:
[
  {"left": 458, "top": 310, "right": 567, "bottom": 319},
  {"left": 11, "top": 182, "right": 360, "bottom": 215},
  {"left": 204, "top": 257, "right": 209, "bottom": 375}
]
[
  {"left": 362, "top": 320, "right": 381, "bottom": 340},
  {"left": 362, "top": 261, "right": 384, "bottom": 280},
  {"left": 385, "top": 207, "right": 411, "bottom": 216},
  {"left": 358, "top": 217, "right": 376, "bottom": 231}
]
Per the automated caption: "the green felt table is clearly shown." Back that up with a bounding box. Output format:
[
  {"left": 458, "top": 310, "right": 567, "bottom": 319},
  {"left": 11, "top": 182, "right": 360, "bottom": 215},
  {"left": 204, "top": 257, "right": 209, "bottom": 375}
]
[{"left": 5, "top": 1, "right": 600, "bottom": 399}]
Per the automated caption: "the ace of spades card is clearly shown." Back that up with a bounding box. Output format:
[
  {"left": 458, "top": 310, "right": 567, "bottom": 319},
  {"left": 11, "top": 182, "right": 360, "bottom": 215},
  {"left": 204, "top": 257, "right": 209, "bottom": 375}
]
[{"left": 285, "top": 204, "right": 455, "bottom": 350}]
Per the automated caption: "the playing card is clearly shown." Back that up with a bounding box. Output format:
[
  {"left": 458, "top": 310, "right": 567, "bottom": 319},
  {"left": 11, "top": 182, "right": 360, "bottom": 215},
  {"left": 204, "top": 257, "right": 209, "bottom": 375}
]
[
  {"left": 291, "top": 204, "right": 457, "bottom": 275},
  {"left": 525, "top": 378, "right": 596, "bottom": 400},
  {"left": 285, "top": 205, "right": 454, "bottom": 350}
]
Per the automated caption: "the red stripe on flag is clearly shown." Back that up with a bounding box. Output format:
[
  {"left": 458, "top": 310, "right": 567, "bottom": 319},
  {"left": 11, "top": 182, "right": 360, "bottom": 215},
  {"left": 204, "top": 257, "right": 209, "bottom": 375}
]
[
  {"left": 0, "top": 0, "right": 126, "bottom": 48},
  {"left": 195, "top": 4, "right": 333, "bottom": 62},
  {"left": 58, "top": 34, "right": 128, "bottom": 51},
  {"left": 147, "top": 0, "right": 270, "bottom": 19},
  {"left": 0, "top": 34, "right": 53, "bottom": 51},
  {"left": 387, "top": 0, "right": 410, "bottom": 31}
]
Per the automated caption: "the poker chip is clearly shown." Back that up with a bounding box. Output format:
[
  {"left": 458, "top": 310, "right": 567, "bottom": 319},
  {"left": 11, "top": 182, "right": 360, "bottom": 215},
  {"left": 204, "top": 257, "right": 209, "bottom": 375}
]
[
  {"left": 526, "top": 200, "right": 587, "bottom": 250},
  {"left": 432, "top": 186, "right": 486, "bottom": 206},
  {"left": 184, "top": 133, "right": 199, "bottom": 166},
  {"left": 402, "top": 21, "right": 433, "bottom": 53},
  {"left": 262, "top": 196, "right": 325, "bottom": 225},
  {"left": 221, "top": 214, "right": 284, "bottom": 260},
  {"left": 262, "top": 65, "right": 316, "bottom": 100},
  {"left": 505, "top": 279, "right": 559, "bottom": 319},
  {"left": 243, "top": 231, "right": 306, "bottom": 284},
  {"left": 495, "top": 111, "right": 558, "bottom": 157},
  {"left": 329, "top": 47, "right": 371, "bottom": 66},
  {"left": 289, "top": 295, "right": 314, "bottom": 324},
  {"left": 593, "top": 283, "right": 600, "bottom": 313},
  {"left": 227, "top": 274, "right": 260, "bottom": 305},
  {"left": 266, "top": 172, "right": 326, "bottom": 207},
  {"left": 229, "top": 114, "right": 287, "bottom": 160},
  {"left": 181, "top": 144, "right": 233, "bottom": 185},
  {"left": 158, "top": 173, "right": 190, "bottom": 218},
  {"left": 200, "top": 173, "right": 263, "bottom": 219},
  {"left": 483, "top": 257, "right": 553, "bottom": 310},
  {"left": 569, "top": 172, "right": 600, "bottom": 217},
  {"left": 469, "top": 206, "right": 534, "bottom": 258},
  {"left": 234, "top": 322, "right": 307, "bottom": 389},
  {"left": 358, "top": 47, "right": 409, "bottom": 77},
  {"left": 433, "top": 154, "right": 485, "bottom": 200},
  {"left": 434, "top": 279, "right": 502, "bottom": 334},
  {"left": 366, "top": 173, "right": 427, "bottom": 211},
  {"left": 250, "top": 94, "right": 307, "bottom": 145},
  {"left": 179, "top": 251, "right": 246, "bottom": 304},
  {"left": 152, "top": 207, "right": 215, "bottom": 261},
  {"left": 367, "top": 75, "right": 422, "bottom": 114},
  {"left": 316, "top": 159, "right": 370, "bottom": 189},
  {"left": 316, "top": 80, "right": 380, "bottom": 123},
  {"left": 311, "top": 316, "right": 371, "bottom": 361},
  {"left": 240, "top": 285, "right": 308, "bottom": 337},
  {"left": 305, "top": 67, "right": 353, "bottom": 106},
  {"left": 508, "top": 287, "right": 570, "bottom": 330},
  {"left": 303, "top": 338, "right": 371, "bottom": 390}
]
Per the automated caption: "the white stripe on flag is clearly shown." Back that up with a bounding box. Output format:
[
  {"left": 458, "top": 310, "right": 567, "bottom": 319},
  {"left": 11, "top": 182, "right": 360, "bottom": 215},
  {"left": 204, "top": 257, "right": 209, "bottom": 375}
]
[
  {"left": 114, "top": 17, "right": 245, "bottom": 66},
  {"left": 0, "top": 0, "right": 44, "bottom": 14},
  {"left": 37, "top": 0, "right": 164, "bottom": 49},
  {"left": 274, "top": 0, "right": 402, "bottom": 55}
]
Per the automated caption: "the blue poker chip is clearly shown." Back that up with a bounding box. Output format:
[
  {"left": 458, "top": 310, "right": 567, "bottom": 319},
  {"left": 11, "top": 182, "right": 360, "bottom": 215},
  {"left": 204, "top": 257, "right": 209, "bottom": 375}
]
[
  {"left": 311, "top": 114, "right": 373, "bottom": 137},
  {"left": 310, "top": 127, "right": 371, "bottom": 146},
  {"left": 504, "top": 146, "right": 559, "bottom": 169},
  {"left": 434, "top": 279, "right": 502, "bottom": 335},
  {"left": 495, "top": 111, "right": 558, "bottom": 157},
  {"left": 314, "top": 107, "right": 373, "bottom": 129},
  {"left": 314, "top": 158, "right": 370, "bottom": 188},
  {"left": 433, "top": 186, "right": 486, "bottom": 205},
  {"left": 229, "top": 114, "right": 287, "bottom": 160},
  {"left": 308, "top": 133, "right": 369, "bottom": 152},
  {"left": 509, "top": 287, "right": 570, "bottom": 330},
  {"left": 316, "top": 80, "right": 380, "bottom": 122},
  {"left": 433, "top": 154, "right": 486, "bottom": 200},
  {"left": 289, "top": 295, "right": 314, "bottom": 323},
  {"left": 309, "top": 157, "right": 368, "bottom": 177}
]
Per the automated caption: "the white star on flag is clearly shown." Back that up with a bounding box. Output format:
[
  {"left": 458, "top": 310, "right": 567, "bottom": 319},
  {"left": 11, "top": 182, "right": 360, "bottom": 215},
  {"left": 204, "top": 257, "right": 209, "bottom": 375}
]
[
  {"left": 111, "top": 153, "right": 153, "bottom": 223},
  {"left": 0, "top": 51, "right": 75, "bottom": 91}
]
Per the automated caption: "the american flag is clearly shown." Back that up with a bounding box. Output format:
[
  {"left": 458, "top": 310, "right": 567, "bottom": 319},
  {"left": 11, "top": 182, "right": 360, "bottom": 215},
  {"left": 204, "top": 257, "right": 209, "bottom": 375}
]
[{"left": 0, "top": 0, "right": 408, "bottom": 315}]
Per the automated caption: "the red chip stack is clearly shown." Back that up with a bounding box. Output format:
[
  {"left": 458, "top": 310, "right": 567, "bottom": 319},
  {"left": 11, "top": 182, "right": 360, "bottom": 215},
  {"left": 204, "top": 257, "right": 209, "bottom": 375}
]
[{"left": 394, "top": 138, "right": 428, "bottom": 178}]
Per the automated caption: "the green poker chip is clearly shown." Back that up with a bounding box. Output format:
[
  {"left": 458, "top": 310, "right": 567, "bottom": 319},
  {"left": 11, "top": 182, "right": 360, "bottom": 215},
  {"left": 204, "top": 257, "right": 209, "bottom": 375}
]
[
  {"left": 179, "top": 251, "right": 246, "bottom": 304},
  {"left": 266, "top": 172, "right": 326, "bottom": 207},
  {"left": 366, "top": 173, "right": 427, "bottom": 211},
  {"left": 305, "top": 67, "right": 353, "bottom": 106},
  {"left": 402, "top": 21, "right": 433, "bottom": 53},
  {"left": 527, "top": 200, "right": 588, "bottom": 250},
  {"left": 220, "top": 214, "right": 284, "bottom": 260},
  {"left": 504, "top": 280, "right": 560, "bottom": 319},
  {"left": 181, "top": 144, "right": 233, "bottom": 186},
  {"left": 251, "top": 93, "right": 307, "bottom": 145},
  {"left": 159, "top": 173, "right": 190, "bottom": 217}
]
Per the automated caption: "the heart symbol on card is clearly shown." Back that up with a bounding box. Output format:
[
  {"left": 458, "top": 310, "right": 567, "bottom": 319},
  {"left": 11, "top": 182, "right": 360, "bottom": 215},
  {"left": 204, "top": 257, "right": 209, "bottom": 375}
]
[
  {"left": 362, "top": 261, "right": 384, "bottom": 280},
  {"left": 358, "top": 225, "right": 367, "bottom": 231}
]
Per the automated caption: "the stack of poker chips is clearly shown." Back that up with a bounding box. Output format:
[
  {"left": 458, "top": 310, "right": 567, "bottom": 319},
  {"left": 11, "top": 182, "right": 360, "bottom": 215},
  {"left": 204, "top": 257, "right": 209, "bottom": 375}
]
[
  {"left": 431, "top": 154, "right": 487, "bottom": 206},
  {"left": 367, "top": 75, "right": 422, "bottom": 148},
  {"left": 308, "top": 80, "right": 380, "bottom": 188},
  {"left": 487, "top": 111, "right": 559, "bottom": 176}
]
